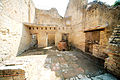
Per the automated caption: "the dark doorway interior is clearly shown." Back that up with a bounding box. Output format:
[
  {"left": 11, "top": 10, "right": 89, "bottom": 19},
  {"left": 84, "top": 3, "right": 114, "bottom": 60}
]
[
  {"left": 85, "top": 31, "right": 100, "bottom": 53},
  {"left": 48, "top": 34, "right": 55, "bottom": 46},
  {"left": 31, "top": 34, "right": 38, "bottom": 48},
  {"left": 62, "top": 33, "right": 69, "bottom": 42}
]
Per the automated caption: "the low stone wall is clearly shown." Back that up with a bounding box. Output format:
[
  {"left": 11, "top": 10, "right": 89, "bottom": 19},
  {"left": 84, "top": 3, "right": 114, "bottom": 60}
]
[
  {"left": 0, "top": 55, "right": 61, "bottom": 80},
  {"left": 0, "top": 69, "right": 25, "bottom": 80}
]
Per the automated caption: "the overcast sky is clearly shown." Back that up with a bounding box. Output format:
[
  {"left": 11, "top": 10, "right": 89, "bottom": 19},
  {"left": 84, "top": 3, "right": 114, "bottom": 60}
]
[{"left": 32, "top": 0, "right": 116, "bottom": 16}]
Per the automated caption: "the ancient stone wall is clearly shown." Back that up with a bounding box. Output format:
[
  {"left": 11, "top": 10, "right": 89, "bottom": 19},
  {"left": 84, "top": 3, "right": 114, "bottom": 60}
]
[
  {"left": 65, "top": 1, "right": 120, "bottom": 59},
  {"left": 65, "top": 0, "right": 87, "bottom": 25},
  {"left": 84, "top": 3, "right": 120, "bottom": 59},
  {"left": 84, "top": 4, "right": 108, "bottom": 59},
  {"left": 0, "top": 0, "right": 35, "bottom": 61},
  {"left": 0, "top": 69, "right": 25, "bottom": 80},
  {"left": 105, "top": 25, "right": 120, "bottom": 77},
  {"left": 35, "top": 8, "right": 64, "bottom": 26},
  {"left": 65, "top": 0, "right": 87, "bottom": 51},
  {"left": 65, "top": 0, "right": 120, "bottom": 77}
]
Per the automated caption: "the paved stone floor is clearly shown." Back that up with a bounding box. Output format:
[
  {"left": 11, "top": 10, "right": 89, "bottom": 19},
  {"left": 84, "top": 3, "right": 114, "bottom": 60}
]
[{"left": 20, "top": 47, "right": 118, "bottom": 80}]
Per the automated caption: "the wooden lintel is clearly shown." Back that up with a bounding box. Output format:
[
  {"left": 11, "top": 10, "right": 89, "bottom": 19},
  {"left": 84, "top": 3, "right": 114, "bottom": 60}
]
[{"left": 84, "top": 27, "right": 105, "bottom": 32}]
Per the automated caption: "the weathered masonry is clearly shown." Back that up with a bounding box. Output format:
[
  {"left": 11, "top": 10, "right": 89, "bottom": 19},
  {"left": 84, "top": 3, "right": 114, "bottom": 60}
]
[
  {"left": 24, "top": 23, "right": 72, "bottom": 47},
  {"left": 0, "top": 0, "right": 35, "bottom": 60},
  {"left": 65, "top": 0, "right": 120, "bottom": 77},
  {"left": 0, "top": 0, "right": 120, "bottom": 79}
]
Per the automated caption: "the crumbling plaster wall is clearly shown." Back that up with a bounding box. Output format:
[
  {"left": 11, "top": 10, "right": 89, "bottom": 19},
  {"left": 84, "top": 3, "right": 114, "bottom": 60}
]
[
  {"left": 0, "top": 0, "right": 35, "bottom": 61},
  {"left": 35, "top": 8, "right": 64, "bottom": 26},
  {"left": 65, "top": 0, "right": 87, "bottom": 51},
  {"left": 18, "top": 0, "right": 36, "bottom": 55},
  {"left": 35, "top": 8, "right": 67, "bottom": 47},
  {"left": 65, "top": 0, "right": 87, "bottom": 25}
]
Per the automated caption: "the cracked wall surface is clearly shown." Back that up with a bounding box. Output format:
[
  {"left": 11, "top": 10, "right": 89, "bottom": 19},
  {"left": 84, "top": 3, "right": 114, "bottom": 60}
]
[
  {"left": 35, "top": 8, "right": 64, "bottom": 26},
  {"left": 0, "top": 0, "right": 35, "bottom": 61}
]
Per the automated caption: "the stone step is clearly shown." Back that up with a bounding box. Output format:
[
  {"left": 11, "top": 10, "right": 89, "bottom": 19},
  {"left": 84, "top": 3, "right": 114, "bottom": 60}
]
[
  {"left": 114, "top": 39, "right": 120, "bottom": 41},
  {"left": 113, "top": 31, "right": 120, "bottom": 33},
  {"left": 115, "top": 26, "right": 120, "bottom": 28},
  {"left": 111, "top": 36, "right": 120, "bottom": 38},
  {"left": 113, "top": 33, "right": 120, "bottom": 35},
  {"left": 116, "top": 31, "right": 120, "bottom": 34},
  {"left": 113, "top": 29, "right": 120, "bottom": 31},
  {"left": 112, "top": 31, "right": 120, "bottom": 33},
  {"left": 114, "top": 28, "right": 120, "bottom": 30},
  {"left": 109, "top": 25, "right": 120, "bottom": 45},
  {"left": 110, "top": 39, "right": 120, "bottom": 41},
  {"left": 117, "top": 25, "right": 120, "bottom": 27},
  {"left": 110, "top": 41, "right": 120, "bottom": 44},
  {"left": 112, "top": 34, "right": 120, "bottom": 36}
]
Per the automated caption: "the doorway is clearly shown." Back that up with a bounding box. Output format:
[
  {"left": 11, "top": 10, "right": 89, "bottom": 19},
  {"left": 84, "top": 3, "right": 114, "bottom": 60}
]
[
  {"left": 48, "top": 34, "right": 55, "bottom": 46},
  {"left": 30, "top": 34, "right": 38, "bottom": 48},
  {"left": 85, "top": 31, "right": 100, "bottom": 53},
  {"left": 62, "top": 33, "right": 69, "bottom": 42}
]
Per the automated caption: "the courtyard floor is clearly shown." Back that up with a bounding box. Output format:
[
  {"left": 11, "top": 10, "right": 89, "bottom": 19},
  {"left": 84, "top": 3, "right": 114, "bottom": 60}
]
[{"left": 19, "top": 46, "right": 118, "bottom": 80}]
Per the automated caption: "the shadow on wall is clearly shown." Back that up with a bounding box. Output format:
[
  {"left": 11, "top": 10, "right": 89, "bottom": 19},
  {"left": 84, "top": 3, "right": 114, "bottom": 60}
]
[{"left": 17, "top": 25, "right": 34, "bottom": 56}]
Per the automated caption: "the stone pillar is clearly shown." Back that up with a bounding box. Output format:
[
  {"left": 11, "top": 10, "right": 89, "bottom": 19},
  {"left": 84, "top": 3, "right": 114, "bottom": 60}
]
[
  {"left": 55, "top": 32, "right": 62, "bottom": 46},
  {"left": 37, "top": 32, "right": 48, "bottom": 47}
]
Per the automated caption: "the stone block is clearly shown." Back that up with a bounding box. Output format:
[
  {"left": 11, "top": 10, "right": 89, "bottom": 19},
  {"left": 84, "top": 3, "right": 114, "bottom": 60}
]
[
  {"left": 2, "top": 69, "right": 25, "bottom": 76},
  {"left": 13, "top": 75, "right": 25, "bottom": 80},
  {"left": 0, "top": 77, "right": 13, "bottom": 80}
]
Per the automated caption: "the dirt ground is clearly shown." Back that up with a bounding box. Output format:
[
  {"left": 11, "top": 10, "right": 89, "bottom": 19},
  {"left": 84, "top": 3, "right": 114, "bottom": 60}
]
[{"left": 18, "top": 46, "right": 118, "bottom": 80}]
